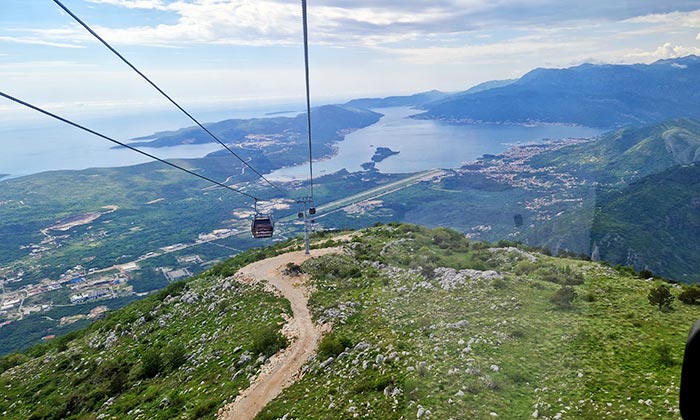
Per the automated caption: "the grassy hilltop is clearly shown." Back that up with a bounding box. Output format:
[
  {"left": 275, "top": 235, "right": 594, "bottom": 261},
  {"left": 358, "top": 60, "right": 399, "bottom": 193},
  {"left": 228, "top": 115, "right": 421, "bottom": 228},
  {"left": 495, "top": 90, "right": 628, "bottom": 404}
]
[{"left": 0, "top": 225, "right": 696, "bottom": 419}]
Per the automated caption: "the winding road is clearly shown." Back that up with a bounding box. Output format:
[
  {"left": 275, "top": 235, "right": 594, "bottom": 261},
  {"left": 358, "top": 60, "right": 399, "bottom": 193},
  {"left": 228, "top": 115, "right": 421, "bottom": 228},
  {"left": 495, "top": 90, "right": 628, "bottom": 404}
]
[{"left": 218, "top": 247, "right": 341, "bottom": 420}]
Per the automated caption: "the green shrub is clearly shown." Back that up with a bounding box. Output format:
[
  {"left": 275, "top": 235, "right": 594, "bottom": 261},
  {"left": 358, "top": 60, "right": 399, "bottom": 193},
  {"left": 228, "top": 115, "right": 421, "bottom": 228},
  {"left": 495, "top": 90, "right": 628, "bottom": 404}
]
[
  {"left": 509, "top": 328, "right": 526, "bottom": 339},
  {"left": 679, "top": 285, "right": 700, "bottom": 305},
  {"left": 29, "top": 402, "right": 68, "bottom": 420},
  {"left": 493, "top": 278, "right": 507, "bottom": 289},
  {"left": 251, "top": 326, "right": 288, "bottom": 357},
  {"left": 109, "top": 369, "right": 128, "bottom": 396},
  {"left": 432, "top": 227, "right": 463, "bottom": 249},
  {"left": 155, "top": 280, "right": 188, "bottom": 301},
  {"left": 581, "top": 292, "right": 596, "bottom": 302},
  {"left": 403, "top": 377, "right": 423, "bottom": 400},
  {"left": 163, "top": 343, "right": 187, "bottom": 371},
  {"left": 656, "top": 343, "right": 675, "bottom": 367},
  {"left": 420, "top": 264, "right": 436, "bottom": 280},
  {"left": 139, "top": 348, "right": 163, "bottom": 379},
  {"left": 614, "top": 265, "right": 637, "bottom": 277},
  {"left": 648, "top": 284, "right": 674, "bottom": 311},
  {"left": 550, "top": 286, "right": 576, "bottom": 309},
  {"left": 352, "top": 373, "right": 395, "bottom": 394},
  {"left": 190, "top": 398, "right": 219, "bottom": 420},
  {"left": 318, "top": 333, "right": 352, "bottom": 360},
  {"left": 538, "top": 265, "right": 584, "bottom": 285},
  {"left": 514, "top": 261, "right": 536, "bottom": 275},
  {"left": 0, "top": 352, "right": 29, "bottom": 374}
]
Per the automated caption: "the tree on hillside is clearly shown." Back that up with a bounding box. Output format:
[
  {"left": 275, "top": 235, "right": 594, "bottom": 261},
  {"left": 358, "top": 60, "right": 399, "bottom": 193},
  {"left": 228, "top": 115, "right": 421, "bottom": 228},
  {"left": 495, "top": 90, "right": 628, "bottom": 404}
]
[
  {"left": 550, "top": 286, "right": 576, "bottom": 309},
  {"left": 679, "top": 285, "right": 700, "bottom": 305},
  {"left": 648, "top": 284, "right": 674, "bottom": 311}
]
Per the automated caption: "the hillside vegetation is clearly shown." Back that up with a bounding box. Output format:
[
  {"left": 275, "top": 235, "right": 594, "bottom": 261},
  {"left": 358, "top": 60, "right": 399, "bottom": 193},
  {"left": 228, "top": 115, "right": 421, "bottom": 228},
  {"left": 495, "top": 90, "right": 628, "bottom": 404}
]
[
  {"left": 0, "top": 242, "right": 298, "bottom": 420},
  {"left": 520, "top": 119, "right": 700, "bottom": 280},
  {"left": 1, "top": 225, "right": 695, "bottom": 419},
  {"left": 592, "top": 164, "right": 700, "bottom": 282},
  {"left": 258, "top": 225, "right": 693, "bottom": 419}
]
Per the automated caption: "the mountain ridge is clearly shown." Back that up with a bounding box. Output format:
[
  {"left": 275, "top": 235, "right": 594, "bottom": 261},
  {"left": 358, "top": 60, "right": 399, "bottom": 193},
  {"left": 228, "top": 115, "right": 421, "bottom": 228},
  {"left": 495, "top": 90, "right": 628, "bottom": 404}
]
[
  {"left": 416, "top": 56, "right": 700, "bottom": 127},
  {"left": 528, "top": 117, "right": 700, "bottom": 183}
]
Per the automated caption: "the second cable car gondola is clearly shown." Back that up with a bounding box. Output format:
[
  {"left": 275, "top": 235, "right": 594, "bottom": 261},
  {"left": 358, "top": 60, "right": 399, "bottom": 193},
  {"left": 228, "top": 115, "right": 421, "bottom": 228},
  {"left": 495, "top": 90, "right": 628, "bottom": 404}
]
[{"left": 251, "top": 213, "right": 274, "bottom": 238}]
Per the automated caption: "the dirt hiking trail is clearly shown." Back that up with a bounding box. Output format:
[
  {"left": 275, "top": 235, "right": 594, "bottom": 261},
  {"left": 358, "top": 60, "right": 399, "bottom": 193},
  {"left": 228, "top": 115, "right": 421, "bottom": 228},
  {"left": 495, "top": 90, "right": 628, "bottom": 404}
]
[{"left": 218, "top": 247, "right": 341, "bottom": 420}]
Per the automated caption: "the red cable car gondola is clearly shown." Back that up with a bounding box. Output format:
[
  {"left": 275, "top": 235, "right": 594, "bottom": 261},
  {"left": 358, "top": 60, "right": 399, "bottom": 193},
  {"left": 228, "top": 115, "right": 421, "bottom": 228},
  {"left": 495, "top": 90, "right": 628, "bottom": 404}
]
[{"left": 251, "top": 213, "right": 274, "bottom": 238}]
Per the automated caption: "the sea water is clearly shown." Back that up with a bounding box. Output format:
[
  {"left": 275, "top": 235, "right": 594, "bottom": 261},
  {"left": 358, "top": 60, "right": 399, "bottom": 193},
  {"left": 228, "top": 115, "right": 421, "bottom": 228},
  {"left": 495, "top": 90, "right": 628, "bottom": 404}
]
[
  {"left": 0, "top": 104, "right": 303, "bottom": 180},
  {"left": 267, "top": 107, "right": 605, "bottom": 181}
]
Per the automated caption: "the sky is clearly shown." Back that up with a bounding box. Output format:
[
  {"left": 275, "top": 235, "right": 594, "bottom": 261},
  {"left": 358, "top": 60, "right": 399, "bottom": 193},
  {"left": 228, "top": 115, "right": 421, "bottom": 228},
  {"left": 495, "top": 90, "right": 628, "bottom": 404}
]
[{"left": 2, "top": 0, "right": 700, "bottom": 121}]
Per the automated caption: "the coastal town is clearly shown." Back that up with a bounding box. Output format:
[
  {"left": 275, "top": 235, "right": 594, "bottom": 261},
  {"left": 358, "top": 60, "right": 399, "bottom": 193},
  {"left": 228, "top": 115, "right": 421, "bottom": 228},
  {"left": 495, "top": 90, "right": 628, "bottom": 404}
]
[
  {"left": 458, "top": 138, "right": 594, "bottom": 222},
  {"left": 0, "top": 225, "right": 243, "bottom": 330}
]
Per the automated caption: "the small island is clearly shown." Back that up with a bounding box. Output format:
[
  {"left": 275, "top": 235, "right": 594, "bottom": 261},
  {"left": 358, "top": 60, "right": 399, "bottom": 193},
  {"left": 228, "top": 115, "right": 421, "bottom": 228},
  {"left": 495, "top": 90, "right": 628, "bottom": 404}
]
[{"left": 371, "top": 147, "right": 400, "bottom": 163}]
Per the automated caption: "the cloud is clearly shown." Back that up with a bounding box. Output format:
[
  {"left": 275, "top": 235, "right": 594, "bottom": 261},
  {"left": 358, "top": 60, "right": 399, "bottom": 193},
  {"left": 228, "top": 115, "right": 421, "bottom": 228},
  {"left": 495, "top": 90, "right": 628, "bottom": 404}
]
[
  {"left": 672, "top": 62, "right": 689, "bottom": 69},
  {"left": 380, "top": 37, "right": 590, "bottom": 65},
  {"left": 5, "top": 0, "right": 700, "bottom": 113},
  {"left": 624, "top": 9, "right": 700, "bottom": 27},
  {"left": 22, "top": 1, "right": 700, "bottom": 50},
  {"left": 34, "top": 1, "right": 302, "bottom": 47},
  {"left": 624, "top": 42, "right": 700, "bottom": 60},
  {"left": 85, "top": 0, "right": 169, "bottom": 10},
  {"left": 0, "top": 35, "right": 85, "bottom": 49}
]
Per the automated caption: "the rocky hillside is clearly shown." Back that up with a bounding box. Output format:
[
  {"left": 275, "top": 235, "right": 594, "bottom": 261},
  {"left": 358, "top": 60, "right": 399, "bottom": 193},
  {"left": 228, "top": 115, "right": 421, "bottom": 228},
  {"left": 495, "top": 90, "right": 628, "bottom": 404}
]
[
  {"left": 0, "top": 226, "right": 695, "bottom": 419},
  {"left": 258, "top": 225, "right": 693, "bottom": 419}
]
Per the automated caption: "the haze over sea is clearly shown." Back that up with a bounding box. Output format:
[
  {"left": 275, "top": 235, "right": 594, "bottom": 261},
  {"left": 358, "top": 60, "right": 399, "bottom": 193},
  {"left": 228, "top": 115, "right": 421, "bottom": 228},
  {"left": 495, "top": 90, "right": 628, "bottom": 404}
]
[
  {"left": 0, "top": 104, "right": 302, "bottom": 180},
  {"left": 2, "top": 105, "right": 603, "bottom": 181}
]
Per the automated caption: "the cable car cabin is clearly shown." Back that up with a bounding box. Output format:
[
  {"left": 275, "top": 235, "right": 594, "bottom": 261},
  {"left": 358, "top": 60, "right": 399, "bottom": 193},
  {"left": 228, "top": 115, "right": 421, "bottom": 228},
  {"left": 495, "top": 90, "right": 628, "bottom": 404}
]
[{"left": 251, "top": 214, "right": 274, "bottom": 238}]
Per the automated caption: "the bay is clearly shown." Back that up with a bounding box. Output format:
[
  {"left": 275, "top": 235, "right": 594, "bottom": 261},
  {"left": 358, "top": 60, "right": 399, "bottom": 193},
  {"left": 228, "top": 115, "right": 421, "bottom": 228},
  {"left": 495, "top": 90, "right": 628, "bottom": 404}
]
[
  {"left": 267, "top": 107, "right": 605, "bottom": 181},
  {"left": 2, "top": 105, "right": 606, "bottom": 182}
]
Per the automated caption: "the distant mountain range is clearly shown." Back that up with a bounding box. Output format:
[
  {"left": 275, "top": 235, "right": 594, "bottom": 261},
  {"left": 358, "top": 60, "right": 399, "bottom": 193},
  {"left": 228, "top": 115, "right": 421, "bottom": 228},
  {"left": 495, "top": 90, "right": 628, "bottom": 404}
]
[
  {"left": 344, "top": 89, "right": 449, "bottom": 109},
  {"left": 338, "top": 56, "right": 700, "bottom": 128},
  {"left": 342, "top": 79, "right": 515, "bottom": 109},
  {"left": 417, "top": 56, "right": 700, "bottom": 127}
]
